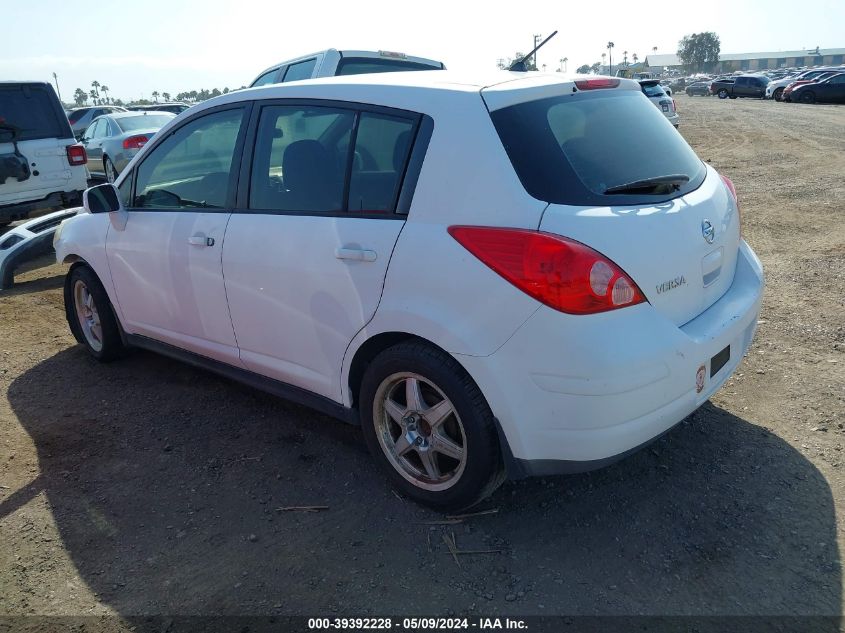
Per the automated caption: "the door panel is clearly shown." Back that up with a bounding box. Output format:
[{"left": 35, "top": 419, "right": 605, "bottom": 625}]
[
  {"left": 222, "top": 215, "right": 403, "bottom": 398},
  {"left": 106, "top": 106, "right": 247, "bottom": 364},
  {"left": 107, "top": 211, "right": 239, "bottom": 363}
]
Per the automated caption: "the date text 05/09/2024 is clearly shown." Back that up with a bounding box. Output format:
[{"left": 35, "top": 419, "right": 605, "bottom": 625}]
[{"left": 307, "top": 617, "right": 528, "bottom": 630}]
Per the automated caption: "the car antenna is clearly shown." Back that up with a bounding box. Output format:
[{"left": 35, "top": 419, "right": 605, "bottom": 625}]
[{"left": 509, "top": 31, "right": 558, "bottom": 72}]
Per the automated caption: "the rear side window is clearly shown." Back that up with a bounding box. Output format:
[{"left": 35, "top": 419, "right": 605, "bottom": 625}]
[
  {"left": 249, "top": 105, "right": 353, "bottom": 212},
  {"left": 348, "top": 113, "right": 415, "bottom": 212},
  {"left": 249, "top": 105, "right": 417, "bottom": 214},
  {"left": 337, "top": 57, "right": 441, "bottom": 76},
  {"left": 282, "top": 59, "right": 317, "bottom": 82},
  {"left": 251, "top": 69, "right": 279, "bottom": 87},
  {"left": 490, "top": 89, "right": 706, "bottom": 206},
  {"left": 68, "top": 108, "right": 90, "bottom": 124},
  {"left": 0, "top": 84, "right": 67, "bottom": 141}
]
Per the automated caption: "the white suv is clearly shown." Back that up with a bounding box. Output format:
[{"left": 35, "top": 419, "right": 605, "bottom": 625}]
[
  {"left": 249, "top": 49, "right": 444, "bottom": 87},
  {"left": 1, "top": 81, "right": 88, "bottom": 227},
  {"left": 55, "top": 71, "right": 764, "bottom": 510}
]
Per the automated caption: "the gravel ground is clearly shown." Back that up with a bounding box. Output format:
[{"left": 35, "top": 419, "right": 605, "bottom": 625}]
[{"left": 0, "top": 96, "right": 843, "bottom": 630}]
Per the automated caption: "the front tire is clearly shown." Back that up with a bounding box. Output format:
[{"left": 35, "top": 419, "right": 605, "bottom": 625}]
[
  {"left": 360, "top": 341, "right": 503, "bottom": 511},
  {"left": 800, "top": 91, "right": 816, "bottom": 104},
  {"left": 773, "top": 87, "right": 784, "bottom": 101},
  {"left": 718, "top": 89, "right": 728, "bottom": 99},
  {"left": 65, "top": 265, "right": 125, "bottom": 361}
]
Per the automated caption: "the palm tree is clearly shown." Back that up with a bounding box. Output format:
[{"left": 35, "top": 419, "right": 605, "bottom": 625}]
[
  {"left": 151, "top": 91, "right": 160, "bottom": 102},
  {"left": 601, "top": 53, "right": 606, "bottom": 73},
  {"left": 89, "top": 89, "right": 98, "bottom": 105},
  {"left": 653, "top": 46, "right": 658, "bottom": 54},
  {"left": 100, "top": 85, "right": 109, "bottom": 104},
  {"left": 73, "top": 88, "right": 87, "bottom": 106},
  {"left": 607, "top": 42, "right": 614, "bottom": 75},
  {"left": 560, "top": 57, "right": 568, "bottom": 72},
  {"left": 162, "top": 92, "right": 171, "bottom": 102},
  {"left": 632, "top": 53, "right": 638, "bottom": 66},
  {"left": 623, "top": 50, "right": 629, "bottom": 67},
  {"left": 91, "top": 81, "right": 100, "bottom": 99}
]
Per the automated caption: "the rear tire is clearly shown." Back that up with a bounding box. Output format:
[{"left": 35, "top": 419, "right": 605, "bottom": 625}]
[
  {"left": 65, "top": 265, "right": 125, "bottom": 362},
  {"left": 359, "top": 341, "right": 503, "bottom": 511},
  {"left": 718, "top": 89, "right": 728, "bottom": 99},
  {"left": 104, "top": 157, "right": 118, "bottom": 183}
]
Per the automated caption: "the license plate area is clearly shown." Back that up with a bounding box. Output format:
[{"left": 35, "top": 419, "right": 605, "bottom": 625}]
[
  {"left": 710, "top": 345, "right": 730, "bottom": 377},
  {"left": 662, "top": 104, "right": 669, "bottom": 112}
]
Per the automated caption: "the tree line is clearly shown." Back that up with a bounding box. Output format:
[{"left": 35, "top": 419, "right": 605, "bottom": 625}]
[{"left": 71, "top": 81, "right": 247, "bottom": 107}]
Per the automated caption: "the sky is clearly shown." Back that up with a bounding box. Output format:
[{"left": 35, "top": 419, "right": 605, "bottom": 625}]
[{"left": 2, "top": 0, "right": 844, "bottom": 103}]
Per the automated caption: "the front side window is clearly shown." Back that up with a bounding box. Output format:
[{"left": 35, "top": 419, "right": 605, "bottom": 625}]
[
  {"left": 133, "top": 108, "right": 245, "bottom": 210},
  {"left": 282, "top": 59, "right": 317, "bottom": 83},
  {"left": 249, "top": 105, "right": 353, "bottom": 212}
]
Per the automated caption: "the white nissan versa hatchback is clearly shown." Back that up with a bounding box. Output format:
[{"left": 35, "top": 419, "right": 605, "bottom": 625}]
[{"left": 54, "top": 71, "right": 764, "bottom": 510}]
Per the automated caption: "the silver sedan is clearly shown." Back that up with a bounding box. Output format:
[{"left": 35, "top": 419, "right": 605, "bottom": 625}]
[{"left": 80, "top": 111, "right": 175, "bottom": 182}]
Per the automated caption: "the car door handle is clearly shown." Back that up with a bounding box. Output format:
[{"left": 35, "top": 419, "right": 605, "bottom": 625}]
[
  {"left": 335, "top": 247, "right": 377, "bottom": 262},
  {"left": 188, "top": 234, "right": 215, "bottom": 247}
]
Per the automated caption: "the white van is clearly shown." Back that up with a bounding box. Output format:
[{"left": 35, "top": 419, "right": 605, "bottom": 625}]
[
  {"left": 249, "top": 49, "right": 444, "bottom": 87},
  {"left": 1, "top": 81, "right": 88, "bottom": 227}
]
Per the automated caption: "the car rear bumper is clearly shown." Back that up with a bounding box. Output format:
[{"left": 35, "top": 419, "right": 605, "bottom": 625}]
[
  {"left": 457, "top": 240, "right": 764, "bottom": 478},
  {"left": 0, "top": 190, "right": 83, "bottom": 224}
]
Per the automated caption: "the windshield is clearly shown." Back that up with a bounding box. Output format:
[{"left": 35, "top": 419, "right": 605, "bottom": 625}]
[
  {"left": 116, "top": 114, "right": 174, "bottom": 132},
  {"left": 640, "top": 82, "right": 667, "bottom": 98},
  {"left": 489, "top": 89, "right": 706, "bottom": 206}
]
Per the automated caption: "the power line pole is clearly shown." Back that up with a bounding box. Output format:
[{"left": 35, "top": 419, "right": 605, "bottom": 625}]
[
  {"left": 533, "top": 34, "right": 542, "bottom": 70},
  {"left": 52, "top": 72, "right": 61, "bottom": 103}
]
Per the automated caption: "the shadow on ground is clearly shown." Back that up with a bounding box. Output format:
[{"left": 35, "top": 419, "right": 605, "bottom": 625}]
[{"left": 4, "top": 346, "right": 841, "bottom": 625}]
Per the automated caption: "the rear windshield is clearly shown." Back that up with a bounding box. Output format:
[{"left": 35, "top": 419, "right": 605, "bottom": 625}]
[
  {"left": 640, "top": 82, "right": 667, "bottom": 98},
  {"left": 336, "top": 57, "right": 441, "bottom": 76},
  {"left": 0, "top": 84, "right": 69, "bottom": 141},
  {"left": 116, "top": 114, "right": 174, "bottom": 132},
  {"left": 489, "top": 89, "right": 706, "bottom": 206},
  {"left": 68, "top": 108, "right": 90, "bottom": 124}
]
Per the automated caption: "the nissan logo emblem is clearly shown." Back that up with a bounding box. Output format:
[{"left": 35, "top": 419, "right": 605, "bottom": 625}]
[{"left": 702, "top": 220, "right": 716, "bottom": 244}]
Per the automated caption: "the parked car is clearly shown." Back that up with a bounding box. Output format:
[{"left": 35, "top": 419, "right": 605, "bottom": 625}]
[
  {"left": 80, "top": 111, "right": 175, "bottom": 182},
  {"left": 710, "top": 75, "right": 769, "bottom": 99},
  {"left": 766, "top": 68, "right": 844, "bottom": 101},
  {"left": 67, "top": 105, "right": 127, "bottom": 139},
  {"left": 685, "top": 81, "right": 711, "bottom": 96},
  {"left": 639, "top": 80, "right": 679, "bottom": 127},
  {"left": 782, "top": 71, "right": 840, "bottom": 101},
  {"left": 130, "top": 103, "right": 190, "bottom": 115},
  {"left": 55, "top": 72, "right": 763, "bottom": 510},
  {"left": 789, "top": 72, "right": 845, "bottom": 104},
  {"left": 0, "top": 81, "right": 87, "bottom": 227},
  {"left": 249, "top": 49, "right": 444, "bottom": 87}
]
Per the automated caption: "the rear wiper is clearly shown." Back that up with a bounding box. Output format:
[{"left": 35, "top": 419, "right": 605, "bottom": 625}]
[{"left": 604, "top": 174, "right": 690, "bottom": 195}]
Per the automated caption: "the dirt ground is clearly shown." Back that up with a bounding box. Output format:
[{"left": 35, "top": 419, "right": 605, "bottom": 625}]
[{"left": 1, "top": 96, "right": 844, "bottom": 630}]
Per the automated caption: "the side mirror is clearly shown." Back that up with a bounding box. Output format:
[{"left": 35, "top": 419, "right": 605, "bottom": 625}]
[{"left": 83, "top": 183, "right": 122, "bottom": 214}]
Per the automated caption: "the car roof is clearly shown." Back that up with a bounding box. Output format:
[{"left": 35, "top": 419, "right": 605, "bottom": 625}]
[
  {"left": 199, "top": 70, "right": 641, "bottom": 115},
  {"left": 254, "top": 48, "right": 443, "bottom": 78}
]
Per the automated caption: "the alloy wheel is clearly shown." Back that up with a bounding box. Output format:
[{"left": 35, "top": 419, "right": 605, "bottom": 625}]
[
  {"left": 73, "top": 280, "right": 103, "bottom": 352},
  {"left": 373, "top": 372, "right": 467, "bottom": 492}
]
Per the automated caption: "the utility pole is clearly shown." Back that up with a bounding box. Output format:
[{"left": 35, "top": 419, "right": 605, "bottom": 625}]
[
  {"left": 52, "top": 72, "right": 61, "bottom": 103},
  {"left": 533, "top": 34, "right": 542, "bottom": 70}
]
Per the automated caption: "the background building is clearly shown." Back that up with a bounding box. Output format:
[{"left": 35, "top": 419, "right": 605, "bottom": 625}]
[{"left": 644, "top": 47, "right": 845, "bottom": 73}]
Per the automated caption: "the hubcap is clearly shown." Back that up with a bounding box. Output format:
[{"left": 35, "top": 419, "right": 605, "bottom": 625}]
[
  {"left": 73, "top": 280, "right": 103, "bottom": 352},
  {"left": 373, "top": 372, "right": 467, "bottom": 492}
]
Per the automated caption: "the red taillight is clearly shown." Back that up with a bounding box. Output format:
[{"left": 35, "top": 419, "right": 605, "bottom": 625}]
[
  {"left": 123, "top": 135, "right": 149, "bottom": 150},
  {"left": 448, "top": 226, "right": 646, "bottom": 315},
  {"left": 720, "top": 174, "right": 741, "bottom": 235},
  {"left": 574, "top": 78, "right": 620, "bottom": 90},
  {"left": 66, "top": 144, "right": 87, "bottom": 166}
]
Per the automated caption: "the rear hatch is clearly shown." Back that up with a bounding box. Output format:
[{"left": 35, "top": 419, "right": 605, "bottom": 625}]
[
  {"left": 485, "top": 78, "right": 740, "bottom": 326},
  {"left": 1, "top": 83, "right": 78, "bottom": 204},
  {"left": 640, "top": 80, "right": 675, "bottom": 116}
]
